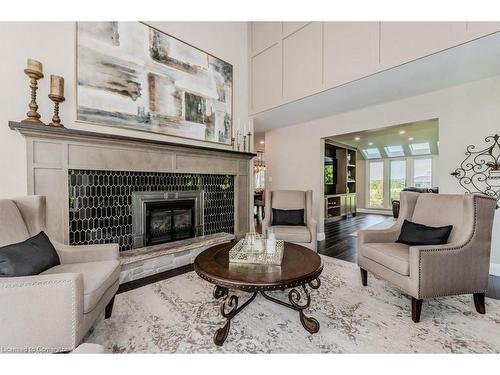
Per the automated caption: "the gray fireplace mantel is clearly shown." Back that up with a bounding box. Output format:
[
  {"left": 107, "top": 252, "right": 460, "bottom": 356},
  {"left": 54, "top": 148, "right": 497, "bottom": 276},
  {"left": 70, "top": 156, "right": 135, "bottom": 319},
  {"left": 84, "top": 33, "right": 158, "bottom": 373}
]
[{"left": 10, "top": 121, "right": 254, "bottom": 244}]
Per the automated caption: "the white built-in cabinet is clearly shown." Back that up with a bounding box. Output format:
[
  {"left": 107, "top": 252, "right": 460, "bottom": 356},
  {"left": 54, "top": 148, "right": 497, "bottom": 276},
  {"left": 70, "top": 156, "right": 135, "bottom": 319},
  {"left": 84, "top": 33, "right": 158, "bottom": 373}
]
[{"left": 249, "top": 21, "right": 500, "bottom": 114}]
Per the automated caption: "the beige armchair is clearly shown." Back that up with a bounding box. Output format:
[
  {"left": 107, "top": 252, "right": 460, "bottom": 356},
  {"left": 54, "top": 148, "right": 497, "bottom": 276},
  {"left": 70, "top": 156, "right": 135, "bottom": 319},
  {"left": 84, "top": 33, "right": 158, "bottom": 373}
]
[
  {"left": 262, "top": 190, "right": 317, "bottom": 251},
  {"left": 0, "top": 196, "right": 120, "bottom": 353},
  {"left": 358, "top": 191, "right": 496, "bottom": 322}
]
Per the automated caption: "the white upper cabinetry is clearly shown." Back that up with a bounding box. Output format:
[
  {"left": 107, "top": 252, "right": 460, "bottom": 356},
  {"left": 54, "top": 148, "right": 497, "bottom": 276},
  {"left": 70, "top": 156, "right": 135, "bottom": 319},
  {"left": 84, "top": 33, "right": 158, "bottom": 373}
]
[{"left": 249, "top": 21, "right": 500, "bottom": 115}]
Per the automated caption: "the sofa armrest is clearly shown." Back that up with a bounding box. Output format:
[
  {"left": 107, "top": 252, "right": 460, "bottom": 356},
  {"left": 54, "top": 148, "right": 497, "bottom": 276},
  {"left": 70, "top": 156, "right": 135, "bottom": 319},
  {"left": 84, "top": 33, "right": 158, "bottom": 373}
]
[
  {"left": 358, "top": 223, "right": 401, "bottom": 244},
  {"left": 409, "top": 241, "right": 491, "bottom": 298},
  {"left": 51, "top": 240, "right": 119, "bottom": 264},
  {"left": 0, "top": 273, "right": 84, "bottom": 353},
  {"left": 307, "top": 217, "right": 318, "bottom": 246}
]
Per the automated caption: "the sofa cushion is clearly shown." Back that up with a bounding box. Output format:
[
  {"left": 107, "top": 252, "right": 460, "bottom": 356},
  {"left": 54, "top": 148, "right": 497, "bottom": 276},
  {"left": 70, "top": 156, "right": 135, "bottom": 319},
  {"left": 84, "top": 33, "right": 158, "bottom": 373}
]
[
  {"left": 42, "top": 260, "right": 120, "bottom": 313},
  {"left": 360, "top": 242, "right": 410, "bottom": 276},
  {"left": 0, "top": 231, "right": 60, "bottom": 277},
  {"left": 273, "top": 225, "right": 311, "bottom": 243},
  {"left": 0, "top": 199, "right": 30, "bottom": 247}
]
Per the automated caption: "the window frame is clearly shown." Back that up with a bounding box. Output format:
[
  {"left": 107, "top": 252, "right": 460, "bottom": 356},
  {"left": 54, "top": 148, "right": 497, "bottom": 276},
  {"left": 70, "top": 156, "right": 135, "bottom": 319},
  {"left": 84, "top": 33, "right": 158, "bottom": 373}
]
[{"left": 366, "top": 155, "right": 437, "bottom": 209}]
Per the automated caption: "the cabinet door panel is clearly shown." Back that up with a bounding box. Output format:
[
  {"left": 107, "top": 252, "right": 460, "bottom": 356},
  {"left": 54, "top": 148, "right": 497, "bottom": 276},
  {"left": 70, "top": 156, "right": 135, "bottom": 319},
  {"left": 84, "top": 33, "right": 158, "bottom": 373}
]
[
  {"left": 283, "top": 22, "right": 309, "bottom": 36},
  {"left": 251, "top": 44, "right": 282, "bottom": 113},
  {"left": 283, "top": 22, "right": 323, "bottom": 101},
  {"left": 251, "top": 22, "right": 282, "bottom": 55},
  {"left": 324, "top": 22, "right": 380, "bottom": 87},
  {"left": 380, "top": 22, "right": 467, "bottom": 68},
  {"left": 340, "top": 195, "right": 347, "bottom": 215}
]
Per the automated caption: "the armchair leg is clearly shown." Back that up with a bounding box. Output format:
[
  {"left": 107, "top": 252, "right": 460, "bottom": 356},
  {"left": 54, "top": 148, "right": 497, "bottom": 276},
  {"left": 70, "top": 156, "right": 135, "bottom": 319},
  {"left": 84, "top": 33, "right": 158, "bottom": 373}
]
[
  {"left": 105, "top": 296, "right": 115, "bottom": 319},
  {"left": 360, "top": 268, "right": 368, "bottom": 286},
  {"left": 411, "top": 298, "right": 423, "bottom": 323},
  {"left": 473, "top": 293, "right": 486, "bottom": 314}
]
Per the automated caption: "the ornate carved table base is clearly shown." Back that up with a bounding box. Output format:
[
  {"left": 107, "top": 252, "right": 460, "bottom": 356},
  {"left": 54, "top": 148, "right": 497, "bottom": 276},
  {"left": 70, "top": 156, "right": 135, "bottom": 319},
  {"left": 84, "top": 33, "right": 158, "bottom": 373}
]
[{"left": 212, "top": 278, "right": 321, "bottom": 346}]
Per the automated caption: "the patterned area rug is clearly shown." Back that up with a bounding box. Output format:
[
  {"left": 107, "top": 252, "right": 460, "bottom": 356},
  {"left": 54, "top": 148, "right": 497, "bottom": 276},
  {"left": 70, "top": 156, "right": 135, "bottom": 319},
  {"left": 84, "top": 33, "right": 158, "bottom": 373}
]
[{"left": 85, "top": 256, "right": 500, "bottom": 353}]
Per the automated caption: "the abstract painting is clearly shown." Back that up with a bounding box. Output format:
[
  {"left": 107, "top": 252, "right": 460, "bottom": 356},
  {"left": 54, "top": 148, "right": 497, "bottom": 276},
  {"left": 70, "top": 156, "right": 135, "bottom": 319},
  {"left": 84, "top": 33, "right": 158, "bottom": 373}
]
[{"left": 76, "top": 22, "right": 233, "bottom": 145}]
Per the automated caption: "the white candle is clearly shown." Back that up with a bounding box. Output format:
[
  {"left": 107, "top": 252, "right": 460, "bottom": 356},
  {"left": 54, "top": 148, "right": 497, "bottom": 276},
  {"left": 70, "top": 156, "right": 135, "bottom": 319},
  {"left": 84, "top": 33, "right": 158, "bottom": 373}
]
[
  {"left": 27, "top": 58, "right": 43, "bottom": 74},
  {"left": 50, "top": 75, "right": 64, "bottom": 97}
]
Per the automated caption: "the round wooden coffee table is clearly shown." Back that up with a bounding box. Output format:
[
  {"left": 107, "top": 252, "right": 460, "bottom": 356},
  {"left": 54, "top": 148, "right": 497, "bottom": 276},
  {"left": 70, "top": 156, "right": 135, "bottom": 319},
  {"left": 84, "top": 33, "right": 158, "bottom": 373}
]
[{"left": 194, "top": 241, "right": 323, "bottom": 346}]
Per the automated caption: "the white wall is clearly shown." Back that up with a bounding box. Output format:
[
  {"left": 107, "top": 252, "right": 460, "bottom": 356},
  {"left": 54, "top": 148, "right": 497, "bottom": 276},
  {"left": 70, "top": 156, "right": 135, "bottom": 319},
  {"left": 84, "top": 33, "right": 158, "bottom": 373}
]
[
  {"left": 0, "top": 21, "right": 248, "bottom": 198},
  {"left": 265, "top": 75, "right": 500, "bottom": 267}
]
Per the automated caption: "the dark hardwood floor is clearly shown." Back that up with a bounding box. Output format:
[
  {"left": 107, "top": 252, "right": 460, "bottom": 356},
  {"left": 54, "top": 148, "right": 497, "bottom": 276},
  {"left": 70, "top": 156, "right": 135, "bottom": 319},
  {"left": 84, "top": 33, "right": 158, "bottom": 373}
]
[
  {"left": 318, "top": 213, "right": 500, "bottom": 300},
  {"left": 318, "top": 213, "right": 387, "bottom": 262}
]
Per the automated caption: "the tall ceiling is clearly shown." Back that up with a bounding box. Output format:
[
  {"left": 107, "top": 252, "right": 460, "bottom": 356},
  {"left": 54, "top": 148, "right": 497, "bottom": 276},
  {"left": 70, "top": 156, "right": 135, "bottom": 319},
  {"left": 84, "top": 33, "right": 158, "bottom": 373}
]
[{"left": 252, "top": 32, "right": 500, "bottom": 132}]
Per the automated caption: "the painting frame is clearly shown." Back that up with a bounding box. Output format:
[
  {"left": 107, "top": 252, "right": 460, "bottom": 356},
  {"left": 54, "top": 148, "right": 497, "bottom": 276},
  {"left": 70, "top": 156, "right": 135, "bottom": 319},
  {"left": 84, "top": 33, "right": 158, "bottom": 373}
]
[{"left": 74, "top": 21, "right": 234, "bottom": 146}]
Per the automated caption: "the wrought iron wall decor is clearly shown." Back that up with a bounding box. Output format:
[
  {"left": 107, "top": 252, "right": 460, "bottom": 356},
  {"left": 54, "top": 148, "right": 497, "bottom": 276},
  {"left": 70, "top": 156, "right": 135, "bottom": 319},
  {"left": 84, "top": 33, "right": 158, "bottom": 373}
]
[{"left": 450, "top": 134, "right": 500, "bottom": 207}]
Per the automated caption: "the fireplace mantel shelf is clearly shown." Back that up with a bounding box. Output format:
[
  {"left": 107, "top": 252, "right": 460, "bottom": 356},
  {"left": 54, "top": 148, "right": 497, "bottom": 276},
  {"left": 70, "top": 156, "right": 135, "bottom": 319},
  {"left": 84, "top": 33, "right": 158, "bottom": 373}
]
[{"left": 9, "top": 121, "right": 256, "bottom": 159}]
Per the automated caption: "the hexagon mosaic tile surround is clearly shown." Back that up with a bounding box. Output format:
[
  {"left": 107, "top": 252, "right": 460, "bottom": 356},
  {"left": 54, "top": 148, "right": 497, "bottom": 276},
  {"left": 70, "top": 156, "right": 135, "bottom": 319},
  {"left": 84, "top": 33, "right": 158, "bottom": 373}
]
[{"left": 68, "top": 170, "right": 234, "bottom": 251}]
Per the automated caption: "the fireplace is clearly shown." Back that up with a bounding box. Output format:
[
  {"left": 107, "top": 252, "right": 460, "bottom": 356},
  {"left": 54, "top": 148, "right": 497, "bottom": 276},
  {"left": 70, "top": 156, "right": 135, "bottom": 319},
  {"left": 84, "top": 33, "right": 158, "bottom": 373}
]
[
  {"left": 145, "top": 200, "right": 195, "bottom": 245},
  {"left": 132, "top": 190, "right": 204, "bottom": 248}
]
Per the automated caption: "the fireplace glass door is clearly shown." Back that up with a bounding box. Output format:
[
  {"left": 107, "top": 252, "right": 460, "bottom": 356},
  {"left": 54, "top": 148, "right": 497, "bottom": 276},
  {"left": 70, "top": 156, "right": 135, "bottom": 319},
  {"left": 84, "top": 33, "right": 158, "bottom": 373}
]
[{"left": 145, "top": 200, "right": 195, "bottom": 246}]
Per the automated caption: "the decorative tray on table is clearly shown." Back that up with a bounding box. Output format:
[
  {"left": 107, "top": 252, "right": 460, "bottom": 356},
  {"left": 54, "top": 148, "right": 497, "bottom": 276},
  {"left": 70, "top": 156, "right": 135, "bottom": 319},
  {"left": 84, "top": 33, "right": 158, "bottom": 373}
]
[{"left": 229, "top": 234, "right": 284, "bottom": 266}]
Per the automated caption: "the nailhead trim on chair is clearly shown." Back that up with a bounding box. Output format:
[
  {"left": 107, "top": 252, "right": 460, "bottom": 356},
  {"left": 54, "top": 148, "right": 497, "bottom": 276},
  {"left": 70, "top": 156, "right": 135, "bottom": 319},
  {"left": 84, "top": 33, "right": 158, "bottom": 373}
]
[
  {"left": 417, "top": 195, "right": 495, "bottom": 299},
  {"left": 0, "top": 279, "right": 76, "bottom": 352}
]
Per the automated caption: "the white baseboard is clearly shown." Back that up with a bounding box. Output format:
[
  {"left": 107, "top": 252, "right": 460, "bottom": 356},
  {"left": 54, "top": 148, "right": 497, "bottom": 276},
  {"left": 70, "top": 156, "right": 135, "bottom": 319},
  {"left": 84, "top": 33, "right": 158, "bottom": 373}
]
[
  {"left": 356, "top": 208, "right": 393, "bottom": 215},
  {"left": 317, "top": 232, "right": 325, "bottom": 241},
  {"left": 490, "top": 263, "right": 500, "bottom": 276}
]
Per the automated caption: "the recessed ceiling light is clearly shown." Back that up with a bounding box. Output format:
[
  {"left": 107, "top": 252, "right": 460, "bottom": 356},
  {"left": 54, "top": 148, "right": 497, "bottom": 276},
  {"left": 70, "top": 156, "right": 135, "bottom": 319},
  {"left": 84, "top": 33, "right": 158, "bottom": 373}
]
[
  {"left": 259, "top": 140, "right": 265, "bottom": 144},
  {"left": 408, "top": 137, "right": 414, "bottom": 141},
  {"left": 399, "top": 130, "right": 406, "bottom": 135},
  {"left": 368, "top": 142, "right": 373, "bottom": 146},
  {"left": 354, "top": 137, "right": 361, "bottom": 141}
]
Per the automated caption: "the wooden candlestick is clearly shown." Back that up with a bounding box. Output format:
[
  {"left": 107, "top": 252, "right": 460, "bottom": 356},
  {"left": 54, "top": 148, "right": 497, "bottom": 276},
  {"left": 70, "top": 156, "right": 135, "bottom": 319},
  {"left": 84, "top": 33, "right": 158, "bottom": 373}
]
[
  {"left": 22, "top": 60, "right": 44, "bottom": 124},
  {"left": 247, "top": 131, "right": 252, "bottom": 152},
  {"left": 48, "top": 94, "right": 65, "bottom": 127}
]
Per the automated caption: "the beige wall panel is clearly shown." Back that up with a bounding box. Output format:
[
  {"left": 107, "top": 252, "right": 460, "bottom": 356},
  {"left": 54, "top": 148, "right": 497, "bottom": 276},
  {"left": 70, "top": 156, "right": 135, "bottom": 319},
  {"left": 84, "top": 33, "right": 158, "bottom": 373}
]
[
  {"left": 283, "top": 22, "right": 323, "bottom": 101},
  {"left": 237, "top": 174, "right": 249, "bottom": 235},
  {"left": 380, "top": 22, "right": 467, "bottom": 68},
  {"left": 282, "top": 22, "right": 309, "bottom": 36},
  {"left": 33, "top": 168, "right": 66, "bottom": 242},
  {"left": 251, "top": 22, "right": 282, "bottom": 55},
  {"left": 33, "top": 141, "right": 63, "bottom": 166},
  {"left": 68, "top": 144, "right": 175, "bottom": 172},
  {"left": 251, "top": 44, "right": 282, "bottom": 113},
  {"left": 324, "top": 22, "right": 381, "bottom": 87},
  {"left": 238, "top": 159, "right": 249, "bottom": 175},
  {"left": 466, "top": 22, "right": 500, "bottom": 39},
  {"left": 176, "top": 155, "right": 237, "bottom": 174}
]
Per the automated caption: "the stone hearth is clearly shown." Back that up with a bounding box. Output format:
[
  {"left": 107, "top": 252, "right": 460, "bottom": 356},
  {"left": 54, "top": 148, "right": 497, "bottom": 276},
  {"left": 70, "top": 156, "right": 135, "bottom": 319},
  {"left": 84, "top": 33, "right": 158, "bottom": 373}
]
[{"left": 119, "top": 232, "right": 233, "bottom": 283}]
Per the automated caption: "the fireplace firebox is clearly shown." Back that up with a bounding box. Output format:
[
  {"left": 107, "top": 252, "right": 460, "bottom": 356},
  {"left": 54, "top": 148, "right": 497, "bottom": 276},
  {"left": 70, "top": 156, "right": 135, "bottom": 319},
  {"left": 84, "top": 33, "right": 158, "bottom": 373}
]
[
  {"left": 132, "top": 190, "right": 204, "bottom": 248},
  {"left": 145, "top": 200, "right": 195, "bottom": 246}
]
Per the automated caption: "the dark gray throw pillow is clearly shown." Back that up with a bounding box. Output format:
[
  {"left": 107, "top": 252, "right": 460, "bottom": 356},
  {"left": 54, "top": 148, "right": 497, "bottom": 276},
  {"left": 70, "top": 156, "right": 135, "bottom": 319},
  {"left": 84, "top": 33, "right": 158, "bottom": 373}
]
[
  {"left": 397, "top": 220, "right": 453, "bottom": 246},
  {"left": 272, "top": 208, "right": 305, "bottom": 226},
  {"left": 0, "top": 231, "right": 60, "bottom": 277}
]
